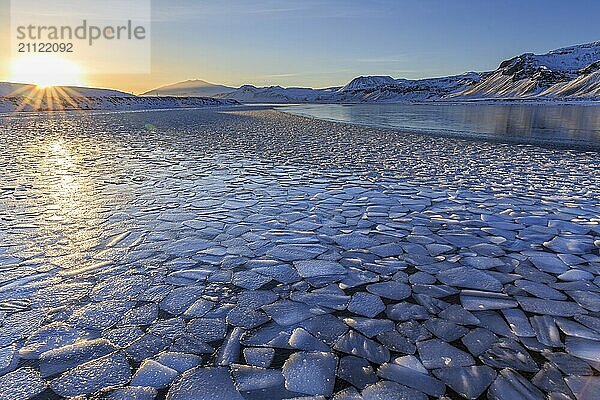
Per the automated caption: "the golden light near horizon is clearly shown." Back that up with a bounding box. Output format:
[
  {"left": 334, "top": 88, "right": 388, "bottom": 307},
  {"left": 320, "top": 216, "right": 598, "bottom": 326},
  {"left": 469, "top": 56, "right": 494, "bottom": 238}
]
[{"left": 9, "top": 54, "right": 85, "bottom": 88}]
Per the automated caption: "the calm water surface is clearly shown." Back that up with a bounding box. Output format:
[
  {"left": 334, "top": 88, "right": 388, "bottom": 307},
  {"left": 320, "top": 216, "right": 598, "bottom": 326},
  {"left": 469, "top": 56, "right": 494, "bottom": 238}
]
[{"left": 280, "top": 103, "right": 600, "bottom": 150}]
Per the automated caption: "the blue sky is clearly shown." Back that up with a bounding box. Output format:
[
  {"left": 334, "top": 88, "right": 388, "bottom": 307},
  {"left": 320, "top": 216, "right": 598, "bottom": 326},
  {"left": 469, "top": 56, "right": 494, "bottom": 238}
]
[{"left": 1, "top": 0, "right": 599, "bottom": 92}]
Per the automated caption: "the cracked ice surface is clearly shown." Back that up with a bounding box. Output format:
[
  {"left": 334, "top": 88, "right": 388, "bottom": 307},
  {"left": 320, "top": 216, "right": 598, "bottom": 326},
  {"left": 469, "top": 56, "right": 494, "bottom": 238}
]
[{"left": 0, "top": 108, "right": 600, "bottom": 399}]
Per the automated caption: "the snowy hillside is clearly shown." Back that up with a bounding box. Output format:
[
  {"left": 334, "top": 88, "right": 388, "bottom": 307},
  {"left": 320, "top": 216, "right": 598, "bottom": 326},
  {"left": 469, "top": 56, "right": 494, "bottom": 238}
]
[
  {"left": 339, "top": 76, "right": 397, "bottom": 91},
  {"left": 142, "top": 79, "right": 236, "bottom": 97},
  {"left": 541, "top": 65, "right": 600, "bottom": 98},
  {"left": 214, "top": 73, "right": 483, "bottom": 103},
  {"left": 216, "top": 85, "right": 337, "bottom": 103},
  {"left": 524, "top": 41, "right": 600, "bottom": 71},
  {"left": 0, "top": 92, "right": 239, "bottom": 113},
  {"left": 0, "top": 82, "right": 132, "bottom": 97},
  {"left": 334, "top": 73, "right": 483, "bottom": 102},
  {"left": 454, "top": 41, "right": 600, "bottom": 99}
]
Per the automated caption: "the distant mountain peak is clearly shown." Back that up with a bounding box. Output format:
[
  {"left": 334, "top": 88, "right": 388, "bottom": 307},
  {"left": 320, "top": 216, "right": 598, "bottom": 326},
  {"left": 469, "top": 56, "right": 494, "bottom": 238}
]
[
  {"left": 339, "top": 76, "right": 397, "bottom": 92},
  {"left": 142, "top": 79, "right": 236, "bottom": 97}
]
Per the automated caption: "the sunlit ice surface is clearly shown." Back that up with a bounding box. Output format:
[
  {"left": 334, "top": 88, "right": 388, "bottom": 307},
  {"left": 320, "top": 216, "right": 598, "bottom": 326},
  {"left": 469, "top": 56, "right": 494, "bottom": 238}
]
[{"left": 0, "top": 108, "right": 599, "bottom": 399}]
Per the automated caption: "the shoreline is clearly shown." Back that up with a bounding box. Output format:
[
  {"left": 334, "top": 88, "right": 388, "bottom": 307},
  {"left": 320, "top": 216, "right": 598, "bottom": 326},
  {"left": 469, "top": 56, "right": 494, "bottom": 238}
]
[{"left": 275, "top": 107, "right": 600, "bottom": 153}]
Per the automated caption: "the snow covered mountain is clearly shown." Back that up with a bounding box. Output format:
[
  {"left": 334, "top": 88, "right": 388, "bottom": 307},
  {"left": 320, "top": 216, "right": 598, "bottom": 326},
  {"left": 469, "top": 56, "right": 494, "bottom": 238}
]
[
  {"left": 215, "top": 85, "right": 338, "bottom": 103},
  {"left": 142, "top": 79, "right": 236, "bottom": 97},
  {"left": 454, "top": 41, "right": 600, "bottom": 99},
  {"left": 540, "top": 63, "right": 600, "bottom": 98},
  {"left": 214, "top": 73, "right": 483, "bottom": 103},
  {"left": 216, "top": 41, "right": 600, "bottom": 102},
  {"left": 334, "top": 72, "right": 483, "bottom": 102},
  {"left": 338, "top": 76, "right": 397, "bottom": 91}
]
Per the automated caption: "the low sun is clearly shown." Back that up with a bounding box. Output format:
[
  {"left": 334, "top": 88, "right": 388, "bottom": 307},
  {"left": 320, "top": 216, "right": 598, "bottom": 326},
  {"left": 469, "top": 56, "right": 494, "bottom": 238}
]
[{"left": 10, "top": 54, "right": 85, "bottom": 88}]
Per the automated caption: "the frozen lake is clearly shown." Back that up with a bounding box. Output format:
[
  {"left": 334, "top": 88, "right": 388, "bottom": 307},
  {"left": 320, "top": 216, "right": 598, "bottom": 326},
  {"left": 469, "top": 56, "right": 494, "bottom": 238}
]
[
  {"left": 280, "top": 103, "right": 600, "bottom": 150},
  {"left": 0, "top": 108, "right": 599, "bottom": 399}
]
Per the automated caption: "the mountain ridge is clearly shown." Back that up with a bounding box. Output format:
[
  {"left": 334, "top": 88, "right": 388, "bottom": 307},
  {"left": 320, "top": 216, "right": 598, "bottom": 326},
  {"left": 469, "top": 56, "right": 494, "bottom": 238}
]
[
  {"left": 2, "top": 41, "right": 599, "bottom": 105},
  {"left": 142, "top": 79, "right": 236, "bottom": 97},
  {"left": 213, "top": 41, "right": 600, "bottom": 102}
]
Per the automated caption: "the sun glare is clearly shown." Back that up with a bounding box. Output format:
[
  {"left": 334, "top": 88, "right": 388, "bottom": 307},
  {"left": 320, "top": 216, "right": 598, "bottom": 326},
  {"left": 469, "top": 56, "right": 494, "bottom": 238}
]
[{"left": 10, "top": 55, "right": 85, "bottom": 88}]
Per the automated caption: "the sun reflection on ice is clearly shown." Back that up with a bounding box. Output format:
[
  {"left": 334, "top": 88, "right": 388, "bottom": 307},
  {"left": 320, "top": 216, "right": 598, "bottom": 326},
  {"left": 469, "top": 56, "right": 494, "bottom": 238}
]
[
  {"left": 34, "top": 137, "right": 103, "bottom": 263},
  {"left": 46, "top": 140, "right": 80, "bottom": 202}
]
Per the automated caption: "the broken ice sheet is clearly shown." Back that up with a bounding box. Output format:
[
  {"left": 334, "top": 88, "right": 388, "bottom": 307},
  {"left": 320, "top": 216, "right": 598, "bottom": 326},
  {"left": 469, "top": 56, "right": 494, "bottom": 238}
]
[
  {"left": 19, "top": 322, "right": 85, "bottom": 359},
  {"left": 343, "top": 317, "right": 394, "bottom": 338},
  {"left": 243, "top": 347, "right": 275, "bottom": 368},
  {"left": 282, "top": 351, "right": 337, "bottom": 397},
  {"left": 437, "top": 267, "right": 503, "bottom": 292},
  {"left": 262, "top": 300, "right": 326, "bottom": 326},
  {"left": 186, "top": 318, "right": 227, "bottom": 342},
  {"left": 487, "top": 368, "right": 544, "bottom": 400},
  {"left": 347, "top": 292, "right": 385, "bottom": 318},
  {"left": 366, "top": 281, "right": 411, "bottom": 300},
  {"left": 267, "top": 244, "right": 328, "bottom": 261},
  {"left": 131, "top": 359, "right": 179, "bottom": 389},
  {"left": 334, "top": 330, "right": 390, "bottom": 364},
  {"left": 231, "top": 364, "right": 284, "bottom": 392},
  {"left": 361, "top": 380, "right": 427, "bottom": 400},
  {"left": 167, "top": 367, "right": 244, "bottom": 400},
  {"left": 106, "top": 386, "right": 157, "bottom": 400},
  {"left": 40, "top": 338, "right": 117, "bottom": 377},
  {"left": 565, "top": 337, "right": 600, "bottom": 362},
  {"left": 337, "top": 356, "right": 377, "bottom": 389},
  {"left": 417, "top": 339, "right": 474, "bottom": 369},
  {"left": 68, "top": 300, "right": 134, "bottom": 329},
  {"left": 289, "top": 327, "right": 330, "bottom": 351},
  {"left": 4, "top": 108, "right": 600, "bottom": 400},
  {"left": 293, "top": 259, "right": 347, "bottom": 278},
  {"left": 0, "top": 367, "right": 47, "bottom": 400},
  {"left": 433, "top": 366, "right": 496, "bottom": 399},
  {"left": 377, "top": 362, "right": 446, "bottom": 397},
  {"left": 50, "top": 351, "right": 131, "bottom": 397}
]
